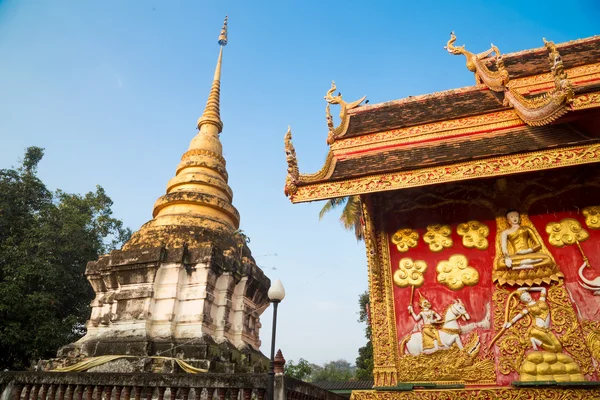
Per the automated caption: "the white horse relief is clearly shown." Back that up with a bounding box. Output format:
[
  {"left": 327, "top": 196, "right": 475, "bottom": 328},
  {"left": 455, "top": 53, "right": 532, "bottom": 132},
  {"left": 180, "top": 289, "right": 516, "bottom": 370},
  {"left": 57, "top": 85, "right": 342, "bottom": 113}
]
[{"left": 401, "top": 299, "right": 490, "bottom": 356}]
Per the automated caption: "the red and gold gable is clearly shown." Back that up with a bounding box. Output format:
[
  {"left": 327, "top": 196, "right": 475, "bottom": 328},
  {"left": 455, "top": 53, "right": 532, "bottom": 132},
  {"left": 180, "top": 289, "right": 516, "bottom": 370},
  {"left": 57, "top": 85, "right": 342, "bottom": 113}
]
[{"left": 365, "top": 165, "right": 600, "bottom": 389}]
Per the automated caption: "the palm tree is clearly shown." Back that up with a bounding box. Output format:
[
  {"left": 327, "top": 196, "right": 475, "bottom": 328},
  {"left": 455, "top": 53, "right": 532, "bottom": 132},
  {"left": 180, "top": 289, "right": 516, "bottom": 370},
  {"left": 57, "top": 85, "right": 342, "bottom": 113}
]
[{"left": 319, "top": 195, "right": 364, "bottom": 241}]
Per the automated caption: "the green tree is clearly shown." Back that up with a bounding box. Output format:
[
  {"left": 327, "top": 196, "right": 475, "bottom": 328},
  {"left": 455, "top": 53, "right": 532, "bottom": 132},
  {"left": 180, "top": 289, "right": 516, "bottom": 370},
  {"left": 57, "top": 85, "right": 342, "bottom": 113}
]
[
  {"left": 285, "top": 358, "right": 313, "bottom": 381},
  {"left": 0, "top": 147, "right": 131, "bottom": 370},
  {"left": 355, "top": 290, "right": 373, "bottom": 379},
  {"left": 318, "top": 196, "right": 364, "bottom": 241},
  {"left": 311, "top": 359, "right": 356, "bottom": 382}
]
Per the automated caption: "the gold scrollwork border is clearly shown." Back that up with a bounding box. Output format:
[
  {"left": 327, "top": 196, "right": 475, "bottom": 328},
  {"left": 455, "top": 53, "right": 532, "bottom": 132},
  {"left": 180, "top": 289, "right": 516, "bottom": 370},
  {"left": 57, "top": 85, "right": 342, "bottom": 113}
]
[
  {"left": 290, "top": 143, "right": 600, "bottom": 203},
  {"left": 331, "top": 111, "right": 522, "bottom": 153},
  {"left": 363, "top": 197, "right": 399, "bottom": 387},
  {"left": 350, "top": 388, "right": 600, "bottom": 400}
]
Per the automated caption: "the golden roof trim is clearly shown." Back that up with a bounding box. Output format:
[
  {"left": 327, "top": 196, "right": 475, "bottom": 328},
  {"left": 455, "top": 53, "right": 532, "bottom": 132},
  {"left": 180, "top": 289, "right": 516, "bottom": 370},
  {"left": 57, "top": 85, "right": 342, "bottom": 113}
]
[
  {"left": 284, "top": 126, "right": 337, "bottom": 197},
  {"left": 503, "top": 39, "right": 575, "bottom": 126},
  {"left": 289, "top": 142, "right": 600, "bottom": 203},
  {"left": 331, "top": 110, "right": 522, "bottom": 153},
  {"left": 445, "top": 31, "right": 509, "bottom": 91},
  {"left": 324, "top": 81, "right": 366, "bottom": 142},
  {"left": 447, "top": 33, "right": 577, "bottom": 127}
]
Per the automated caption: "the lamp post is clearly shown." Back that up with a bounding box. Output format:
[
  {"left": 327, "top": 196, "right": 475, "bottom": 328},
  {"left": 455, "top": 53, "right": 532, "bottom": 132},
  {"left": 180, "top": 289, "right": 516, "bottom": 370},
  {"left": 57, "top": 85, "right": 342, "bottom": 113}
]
[{"left": 267, "top": 279, "right": 285, "bottom": 400}]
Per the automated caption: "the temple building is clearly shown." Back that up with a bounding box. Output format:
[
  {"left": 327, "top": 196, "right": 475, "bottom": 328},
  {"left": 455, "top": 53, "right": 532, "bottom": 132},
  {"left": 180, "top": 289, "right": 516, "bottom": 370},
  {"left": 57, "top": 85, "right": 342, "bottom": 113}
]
[
  {"left": 285, "top": 34, "right": 600, "bottom": 398},
  {"left": 49, "top": 17, "right": 271, "bottom": 374}
]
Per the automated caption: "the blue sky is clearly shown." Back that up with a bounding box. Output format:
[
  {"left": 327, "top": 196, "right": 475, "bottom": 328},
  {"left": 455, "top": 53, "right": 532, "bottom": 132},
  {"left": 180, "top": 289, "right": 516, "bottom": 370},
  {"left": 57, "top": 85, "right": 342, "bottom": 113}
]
[{"left": 1, "top": 0, "right": 598, "bottom": 365}]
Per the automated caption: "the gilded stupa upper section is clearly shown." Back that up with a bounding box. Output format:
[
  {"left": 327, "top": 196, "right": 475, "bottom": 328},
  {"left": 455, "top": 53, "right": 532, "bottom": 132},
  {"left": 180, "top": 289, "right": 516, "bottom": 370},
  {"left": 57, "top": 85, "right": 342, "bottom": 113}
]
[{"left": 124, "top": 17, "right": 241, "bottom": 250}]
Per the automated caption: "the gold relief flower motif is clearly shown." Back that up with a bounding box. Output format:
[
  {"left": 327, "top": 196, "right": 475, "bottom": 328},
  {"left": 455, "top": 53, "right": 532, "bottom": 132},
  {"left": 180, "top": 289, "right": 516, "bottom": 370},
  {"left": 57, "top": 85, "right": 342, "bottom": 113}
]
[
  {"left": 436, "top": 254, "right": 479, "bottom": 290},
  {"left": 457, "top": 220, "right": 490, "bottom": 250},
  {"left": 391, "top": 228, "right": 419, "bottom": 252},
  {"left": 423, "top": 224, "right": 453, "bottom": 252},
  {"left": 583, "top": 206, "right": 600, "bottom": 230},
  {"left": 545, "top": 218, "right": 590, "bottom": 247},
  {"left": 393, "top": 258, "right": 427, "bottom": 288}
]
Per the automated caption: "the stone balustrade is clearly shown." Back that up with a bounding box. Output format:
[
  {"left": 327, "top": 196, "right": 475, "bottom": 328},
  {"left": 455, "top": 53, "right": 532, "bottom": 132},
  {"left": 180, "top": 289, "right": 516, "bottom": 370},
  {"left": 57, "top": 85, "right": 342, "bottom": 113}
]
[{"left": 0, "top": 373, "right": 344, "bottom": 400}]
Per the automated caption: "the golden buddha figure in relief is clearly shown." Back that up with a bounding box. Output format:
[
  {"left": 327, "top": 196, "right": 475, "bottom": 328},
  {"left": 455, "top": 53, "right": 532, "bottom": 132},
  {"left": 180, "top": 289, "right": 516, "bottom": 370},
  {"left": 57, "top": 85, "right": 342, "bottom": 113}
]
[
  {"left": 499, "top": 210, "right": 553, "bottom": 270},
  {"left": 493, "top": 210, "right": 562, "bottom": 286}
]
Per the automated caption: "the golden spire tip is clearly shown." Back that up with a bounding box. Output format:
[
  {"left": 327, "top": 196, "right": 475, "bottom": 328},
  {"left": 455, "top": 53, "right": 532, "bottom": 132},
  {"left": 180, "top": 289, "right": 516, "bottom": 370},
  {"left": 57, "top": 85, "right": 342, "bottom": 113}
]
[{"left": 218, "top": 16, "right": 228, "bottom": 46}]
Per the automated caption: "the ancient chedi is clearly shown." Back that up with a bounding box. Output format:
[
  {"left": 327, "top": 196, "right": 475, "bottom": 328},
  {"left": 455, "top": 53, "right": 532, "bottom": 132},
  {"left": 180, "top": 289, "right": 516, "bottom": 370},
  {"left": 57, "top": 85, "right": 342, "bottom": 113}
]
[
  {"left": 54, "top": 17, "right": 270, "bottom": 373},
  {"left": 286, "top": 34, "right": 600, "bottom": 399}
]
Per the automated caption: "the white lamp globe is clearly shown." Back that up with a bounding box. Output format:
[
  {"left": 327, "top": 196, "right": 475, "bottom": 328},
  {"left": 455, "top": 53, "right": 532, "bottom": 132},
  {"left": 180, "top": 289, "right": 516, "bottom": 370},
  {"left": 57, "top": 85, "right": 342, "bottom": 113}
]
[{"left": 268, "top": 279, "right": 285, "bottom": 302}]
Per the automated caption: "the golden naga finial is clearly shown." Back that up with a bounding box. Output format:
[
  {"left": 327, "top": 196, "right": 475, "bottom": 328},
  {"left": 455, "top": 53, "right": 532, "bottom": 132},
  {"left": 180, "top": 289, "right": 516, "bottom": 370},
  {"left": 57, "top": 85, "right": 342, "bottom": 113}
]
[
  {"left": 284, "top": 126, "right": 300, "bottom": 197},
  {"left": 502, "top": 38, "right": 574, "bottom": 126},
  {"left": 324, "top": 81, "right": 366, "bottom": 142},
  {"left": 325, "top": 104, "right": 335, "bottom": 145},
  {"left": 544, "top": 38, "right": 574, "bottom": 104},
  {"left": 445, "top": 31, "right": 509, "bottom": 92}
]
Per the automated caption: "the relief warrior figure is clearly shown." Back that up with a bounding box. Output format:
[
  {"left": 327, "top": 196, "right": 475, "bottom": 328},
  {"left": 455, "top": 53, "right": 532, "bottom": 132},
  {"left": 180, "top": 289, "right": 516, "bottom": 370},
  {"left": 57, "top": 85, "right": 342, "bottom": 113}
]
[
  {"left": 503, "top": 287, "right": 561, "bottom": 352},
  {"left": 499, "top": 210, "right": 553, "bottom": 270},
  {"left": 403, "top": 294, "right": 476, "bottom": 356},
  {"left": 407, "top": 294, "right": 443, "bottom": 352}
]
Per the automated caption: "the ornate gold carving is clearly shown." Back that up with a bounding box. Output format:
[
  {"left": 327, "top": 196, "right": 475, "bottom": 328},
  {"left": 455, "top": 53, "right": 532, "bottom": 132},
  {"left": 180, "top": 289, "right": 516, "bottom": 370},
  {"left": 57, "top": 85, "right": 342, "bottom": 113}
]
[
  {"left": 583, "top": 206, "right": 600, "bottom": 229},
  {"left": 391, "top": 229, "right": 419, "bottom": 253},
  {"left": 436, "top": 255, "right": 479, "bottom": 290},
  {"left": 350, "top": 388, "right": 600, "bottom": 400},
  {"left": 445, "top": 32, "right": 509, "bottom": 91},
  {"left": 503, "top": 39, "right": 575, "bottom": 126},
  {"left": 363, "top": 200, "right": 399, "bottom": 387},
  {"left": 509, "top": 62, "right": 600, "bottom": 93},
  {"left": 546, "top": 218, "right": 590, "bottom": 247},
  {"left": 284, "top": 127, "right": 300, "bottom": 197},
  {"left": 290, "top": 143, "right": 600, "bottom": 203},
  {"left": 325, "top": 104, "right": 335, "bottom": 145},
  {"left": 492, "top": 283, "right": 593, "bottom": 377},
  {"left": 331, "top": 110, "right": 522, "bottom": 153},
  {"left": 493, "top": 213, "right": 563, "bottom": 286},
  {"left": 393, "top": 258, "right": 427, "bottom": 288},
  {"left": 397, "top": 333, "right": 495, "bottom": 383},
  {"left": 324, "top": 81, "right": 366, "bottom": 139},
  {"left": 581, "top": 320, "right": 600, "bottom": 370},
  {"left": 423, "top": 225, "right": 453, "bottom": 252},
  {"left": 456, "top": 221, "right": 489, "bottom": 250},
  {"left": 181, "top": 148, "right": 226, "bottom": 164},
  {"left": 572, "top": 92, "right": 600, "bottom": 110}
]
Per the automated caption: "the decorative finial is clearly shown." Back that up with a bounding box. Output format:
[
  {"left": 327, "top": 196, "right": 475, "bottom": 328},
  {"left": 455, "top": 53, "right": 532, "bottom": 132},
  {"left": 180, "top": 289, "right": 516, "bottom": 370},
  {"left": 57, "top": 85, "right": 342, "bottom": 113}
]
[
  {"left": 218, "top": 16, "right": 228, "bottom": 46},
  {"left": 284, "top": 126, "right": 299, "bottom": 197},
  {"left": 197, "top": 17, "right": 228, "bottom": 133}
]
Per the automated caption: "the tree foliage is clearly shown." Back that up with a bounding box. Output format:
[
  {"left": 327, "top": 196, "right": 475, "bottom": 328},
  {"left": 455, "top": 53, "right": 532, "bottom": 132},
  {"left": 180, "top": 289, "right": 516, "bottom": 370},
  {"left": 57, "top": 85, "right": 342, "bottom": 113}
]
[
  {"left": 284, "top": 358, "right": 313, "bottom": 381},
  {"left": 0, "top": 147, "right": 131, "bottom": 370},
  {"left": 311, "top": 359, "right": 356, "bottom": 382},
  {"left": 355, "top": 290, "right": 373, "bottom": 379},
  {"left": 318, "top": 195, "right": 364, "bottom": 241}
]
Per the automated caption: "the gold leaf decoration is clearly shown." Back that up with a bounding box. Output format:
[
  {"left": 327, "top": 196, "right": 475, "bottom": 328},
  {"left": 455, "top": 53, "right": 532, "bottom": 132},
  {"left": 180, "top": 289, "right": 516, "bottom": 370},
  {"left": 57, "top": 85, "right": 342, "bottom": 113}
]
[
  {"left": 423, "top": 224, "right": 453, "bottom": 252},
  {"left": 582, "top": 206, "right": 600, "bottom": 229},
  {"left": 436, "top": 254, "right": 479, "bottom": 290},
  {"left": 391, "top": 228, "right": 419, "bottom": 252},
  {"left": 393, "top": 258, "right": 427, "bottom": 288},
  {"left": 457, "top": 220, "right": 490, "bottom": 250},
  {"left": 545, "top": 218, "right": 590, "bottom": 247}
]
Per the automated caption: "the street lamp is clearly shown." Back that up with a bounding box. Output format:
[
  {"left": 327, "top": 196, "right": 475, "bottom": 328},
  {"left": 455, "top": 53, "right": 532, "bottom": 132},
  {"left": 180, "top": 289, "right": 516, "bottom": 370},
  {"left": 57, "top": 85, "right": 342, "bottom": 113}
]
[{"left": 267, "top": 279, "right": 285, "bottom": 400}]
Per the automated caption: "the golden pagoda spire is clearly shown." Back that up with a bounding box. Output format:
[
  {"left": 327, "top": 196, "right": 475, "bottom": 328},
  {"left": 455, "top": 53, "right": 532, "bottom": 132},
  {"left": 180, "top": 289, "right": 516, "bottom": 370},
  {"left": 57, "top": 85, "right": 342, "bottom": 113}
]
[
  {"left": 122, "top": 17, "right": 239, "bottom": 250},
  {"left": 197, "top": 16, "right": 227, "bottom": 133}
]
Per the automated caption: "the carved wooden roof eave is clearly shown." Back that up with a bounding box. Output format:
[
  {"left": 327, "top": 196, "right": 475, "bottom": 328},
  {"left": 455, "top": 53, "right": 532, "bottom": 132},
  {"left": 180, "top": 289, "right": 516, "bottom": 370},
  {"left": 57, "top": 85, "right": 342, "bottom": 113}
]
[
  {"left": 285, "top": 88, "right": 600, "bottom": 203},
  {"left": 288, "top": 141, "right": 600, "bottom": 203}
]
